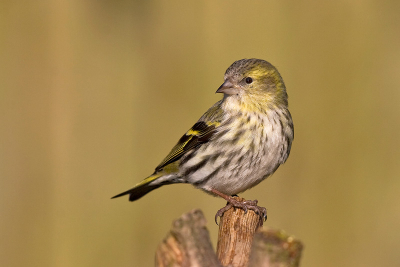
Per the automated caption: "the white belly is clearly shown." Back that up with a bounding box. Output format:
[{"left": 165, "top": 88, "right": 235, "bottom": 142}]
[{"left": 181, "top": 110, "right": 292, "bottom": 195}]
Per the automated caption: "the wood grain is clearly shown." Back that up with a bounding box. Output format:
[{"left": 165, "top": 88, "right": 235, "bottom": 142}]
[
  {"left": 216, "top": 196, "right": 264, "bottom": 267},
  {"left": 155, "top": 209, "right": 221, "bottom": 267}
]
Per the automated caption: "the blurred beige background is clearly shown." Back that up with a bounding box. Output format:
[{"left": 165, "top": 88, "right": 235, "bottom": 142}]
[{"left": 1, "top": 1, "right": 400, "bottom": 266}]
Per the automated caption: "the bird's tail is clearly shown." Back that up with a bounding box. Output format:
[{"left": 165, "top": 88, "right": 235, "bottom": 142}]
[{"left": 111, "top": 174, "right": 163, "bottom": 201}]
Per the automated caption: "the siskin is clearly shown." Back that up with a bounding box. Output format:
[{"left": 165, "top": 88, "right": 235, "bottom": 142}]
[{"left": 112, "top": 59, "right": 294, "bottom": 221}]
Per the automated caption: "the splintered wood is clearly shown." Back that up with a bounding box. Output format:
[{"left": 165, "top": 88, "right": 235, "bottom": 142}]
[{"left": 155, "top": 202, "right": 303, "bottom": 267}]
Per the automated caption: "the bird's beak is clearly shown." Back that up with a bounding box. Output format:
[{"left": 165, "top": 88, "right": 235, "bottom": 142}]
[{"left": 216, "top": 80, "right": 239, "bottom": 95}]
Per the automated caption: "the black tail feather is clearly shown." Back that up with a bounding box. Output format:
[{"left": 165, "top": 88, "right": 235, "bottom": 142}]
[{"left": 111, "top": 184, "right": 162, "bottom": 202}]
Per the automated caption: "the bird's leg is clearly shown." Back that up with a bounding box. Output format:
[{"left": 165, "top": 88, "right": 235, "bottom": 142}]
[{"left": 211, "top": 189, "right": 267, "bottom": 224}]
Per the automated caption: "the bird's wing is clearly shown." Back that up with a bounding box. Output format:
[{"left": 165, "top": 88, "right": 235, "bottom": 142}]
[{"left": 155, "top": 101, "right": 223, "bottom": 172}]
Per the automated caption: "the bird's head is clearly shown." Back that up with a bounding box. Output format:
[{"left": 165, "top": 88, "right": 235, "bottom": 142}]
[{"left": 217, "top": 59, "right": 288, "bottom": 109}]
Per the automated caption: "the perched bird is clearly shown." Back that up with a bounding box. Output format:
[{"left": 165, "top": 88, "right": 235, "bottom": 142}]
[{"left": 112, "top": 58, "right": 294, "bottom": 221}]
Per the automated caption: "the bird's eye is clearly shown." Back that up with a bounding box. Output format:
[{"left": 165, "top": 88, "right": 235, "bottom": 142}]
[{"left": 245, "top": 77, "right": 253, "bottom": 84}]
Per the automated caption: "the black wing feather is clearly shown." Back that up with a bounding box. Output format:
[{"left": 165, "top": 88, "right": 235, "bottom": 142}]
[{"left": 155, "top": 121, "right": 218, "bottom": 172}]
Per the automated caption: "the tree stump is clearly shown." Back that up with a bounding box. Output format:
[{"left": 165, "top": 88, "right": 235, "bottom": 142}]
[
  {"left": 155, "top": 201, "right": 303, "bottom": 267},
  {"left": 155, "top": 209, "right": 221, "bottom": 267}
]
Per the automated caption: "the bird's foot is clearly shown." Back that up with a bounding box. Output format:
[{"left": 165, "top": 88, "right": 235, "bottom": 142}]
[{"left": 214, "top": 196, "right": 267, "bottom": 225}]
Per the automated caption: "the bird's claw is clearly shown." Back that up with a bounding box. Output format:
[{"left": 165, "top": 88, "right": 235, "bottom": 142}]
[
  {"left": 214, "top": 197, "right": 267, "bottom": 225},
  {"left": 215, "top": 203, "right": 232, "bottom": 225}
]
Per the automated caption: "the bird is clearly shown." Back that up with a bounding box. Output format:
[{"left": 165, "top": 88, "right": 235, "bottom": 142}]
[{"left": 112, "top": 58, "right": 294, "bottom": 222}]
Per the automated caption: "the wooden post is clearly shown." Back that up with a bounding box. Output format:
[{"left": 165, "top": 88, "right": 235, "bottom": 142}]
[
  {"left": 155, "top": 202, "right": 303, "bottom": 267},
  {"left": 216, "top": 196, "right": 263, "bottom": 267}
]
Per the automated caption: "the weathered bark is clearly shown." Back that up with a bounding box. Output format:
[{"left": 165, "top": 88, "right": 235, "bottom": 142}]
[
  {"left": 216, "top": 196, "right": 263, "bottom": 267},
  {"left": 155, "top": 209, "right": 221, "bottom": 267},
  {"left": 155, "top": 203, "right": 303, "bottom": 267}
]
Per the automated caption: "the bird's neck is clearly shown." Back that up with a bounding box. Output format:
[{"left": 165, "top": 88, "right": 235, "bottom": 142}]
[{"left": 221, "top": 93, "right": 283, "bottom": 115}]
